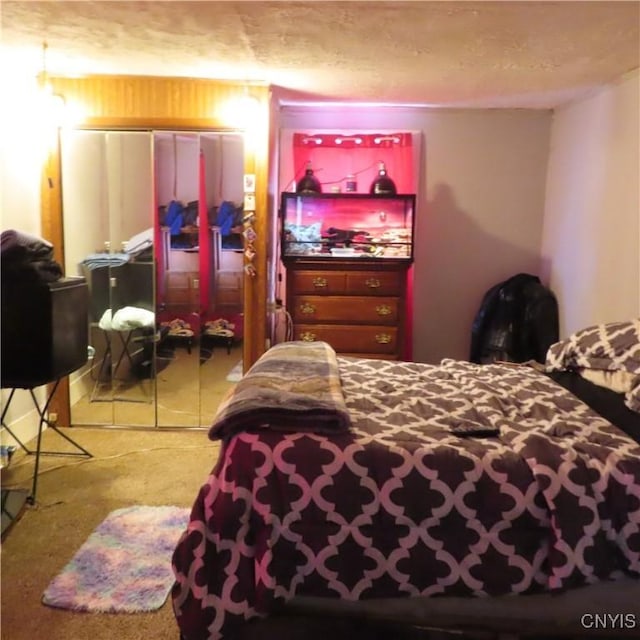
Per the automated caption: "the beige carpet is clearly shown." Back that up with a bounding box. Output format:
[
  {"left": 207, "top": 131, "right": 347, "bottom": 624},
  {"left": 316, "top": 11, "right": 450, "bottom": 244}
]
[
  {"left": 1, "top": 427, "right": 220, "bottom": 640},
  {"left": 1, "top": 344, "right": 241, "bottom": 640}
]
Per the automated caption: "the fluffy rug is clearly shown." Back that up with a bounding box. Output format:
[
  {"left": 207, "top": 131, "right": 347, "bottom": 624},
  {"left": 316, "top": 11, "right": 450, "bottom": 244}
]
[
  {"left": 226, "top": 360, "right": 243, "bottom": 382},
  {"left": 42, "top": 505, "right": 190, "bottom": 613}
]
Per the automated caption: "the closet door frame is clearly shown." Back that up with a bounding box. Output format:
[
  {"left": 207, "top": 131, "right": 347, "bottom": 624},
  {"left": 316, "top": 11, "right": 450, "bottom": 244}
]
[{"left": 41, "top": 76, "right": 271, "bottom": 427}]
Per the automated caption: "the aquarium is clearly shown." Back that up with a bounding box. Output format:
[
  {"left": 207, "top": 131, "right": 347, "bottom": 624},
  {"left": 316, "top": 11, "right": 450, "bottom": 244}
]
[{"left": 280, "top": 192, "right": 415, "bottom": 261}]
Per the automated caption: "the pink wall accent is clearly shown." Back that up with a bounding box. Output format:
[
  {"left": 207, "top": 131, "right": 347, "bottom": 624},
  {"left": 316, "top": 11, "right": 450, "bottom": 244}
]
[
  {"left": 198, "top": 150, "right": 210, "bottom": 315},
  {"left": 279, "top": 112, "right": 550, "bottom": 363}
]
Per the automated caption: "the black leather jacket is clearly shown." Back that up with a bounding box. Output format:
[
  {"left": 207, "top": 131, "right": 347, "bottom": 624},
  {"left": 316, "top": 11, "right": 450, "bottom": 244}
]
[{"left": 469, "top": 273, "right": 559, "bottom": 364}]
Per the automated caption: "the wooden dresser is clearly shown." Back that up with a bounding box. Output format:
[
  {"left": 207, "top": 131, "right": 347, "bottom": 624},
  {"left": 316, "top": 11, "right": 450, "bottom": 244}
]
[{"left": 285, "top": 259, "right": 409, "bottom": 359}]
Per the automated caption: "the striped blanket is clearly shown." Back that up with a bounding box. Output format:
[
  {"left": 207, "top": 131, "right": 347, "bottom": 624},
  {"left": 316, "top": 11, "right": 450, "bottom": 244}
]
[{"left": 208, "top": 341, "right": 351, "bottom": 439}]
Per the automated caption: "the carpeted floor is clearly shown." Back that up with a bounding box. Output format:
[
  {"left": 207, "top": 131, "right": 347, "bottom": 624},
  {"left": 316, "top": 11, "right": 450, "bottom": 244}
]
[{"left": 1, "top": 427, "right": 221, "bottom": 640}]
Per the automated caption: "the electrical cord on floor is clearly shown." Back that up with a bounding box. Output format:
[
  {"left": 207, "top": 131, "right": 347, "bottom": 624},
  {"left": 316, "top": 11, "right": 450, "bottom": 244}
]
[
  {"left": 0, "top": 443, "right": 220, "bottom": 491},
  {"left": 285, "top": 308, "right": 294, "bottom": 341}
]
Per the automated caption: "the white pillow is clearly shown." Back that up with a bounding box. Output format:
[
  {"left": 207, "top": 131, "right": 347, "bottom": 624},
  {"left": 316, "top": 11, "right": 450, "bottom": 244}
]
[{"left": 579, "top": 368, "right": 637, "bottom": 395}]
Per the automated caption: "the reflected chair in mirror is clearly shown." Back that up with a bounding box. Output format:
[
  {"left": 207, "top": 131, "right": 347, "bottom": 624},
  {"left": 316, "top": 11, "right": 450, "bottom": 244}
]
[{"left": 82, "top": 261, "right": 157, "bottom": 403}]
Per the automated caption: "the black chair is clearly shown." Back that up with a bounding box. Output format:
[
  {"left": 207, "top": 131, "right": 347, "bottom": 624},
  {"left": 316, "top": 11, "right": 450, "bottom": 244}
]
[{"left": 1, "top": 277, "right": 92, "bottom": 503}]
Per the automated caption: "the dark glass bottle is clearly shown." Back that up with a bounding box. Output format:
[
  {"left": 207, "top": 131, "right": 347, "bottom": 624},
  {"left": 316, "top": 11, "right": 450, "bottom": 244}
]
[
  {"left": 296, "top": 162, "right": 322, "bottom": 194},
  {"left": 369, "top": 162, "right": 397, "bottom": 195}
]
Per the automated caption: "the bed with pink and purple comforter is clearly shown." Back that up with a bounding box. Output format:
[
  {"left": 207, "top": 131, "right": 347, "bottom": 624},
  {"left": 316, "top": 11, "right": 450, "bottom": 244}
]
[{"left": 172, "top": 330, "right": 640, "bottom": 640}]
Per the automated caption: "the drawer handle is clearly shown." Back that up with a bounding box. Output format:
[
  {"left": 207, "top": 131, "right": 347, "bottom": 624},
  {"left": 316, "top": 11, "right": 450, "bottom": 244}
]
[
  {"left": 312, "top": 277, "right": 328, "bottom": 289},
  {"left": 300, "top": 302, "right": 316, "bottom": 315},
  {"left": 300, "top": 331, "right": 316, "bottom": 342},
  {"left": 192, "top": 278, "right": 199, "bottom": 289},
  {"left": 365, "top": 277, "right": 381, "bottom": 289},
  {"left": 375, "top": 304, "right": 392, "bottom": 316},
  {"left": 375, "top": 333, "right": 392, "bottom": 344}
]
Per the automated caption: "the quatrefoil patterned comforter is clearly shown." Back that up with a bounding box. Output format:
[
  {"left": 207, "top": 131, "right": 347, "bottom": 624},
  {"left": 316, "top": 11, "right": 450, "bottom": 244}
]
[{"left": 172, "top": 356, "right": 640, "bottom": 640}]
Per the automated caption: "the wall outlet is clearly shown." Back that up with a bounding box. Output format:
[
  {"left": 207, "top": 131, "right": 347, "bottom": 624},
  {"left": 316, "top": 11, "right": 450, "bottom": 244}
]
[{"left": 48, "top": 412, "right": 58, "bottom": 425}]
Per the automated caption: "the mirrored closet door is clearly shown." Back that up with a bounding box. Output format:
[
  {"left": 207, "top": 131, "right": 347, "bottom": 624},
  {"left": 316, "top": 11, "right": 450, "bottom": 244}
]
[
  {"left": 154, "top": 132, "right": 245, "bottom": 428},
  {"left": 61, "top": 129, "right": 245, "bottom": 428},
  {"left": 62, "top": 130, "right": 156, "bottom": 427}
]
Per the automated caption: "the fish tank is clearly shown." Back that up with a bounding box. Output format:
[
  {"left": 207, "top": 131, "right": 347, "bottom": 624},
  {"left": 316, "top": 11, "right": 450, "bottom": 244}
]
[{"left": 280, "top": 192, "right": 416, "bottom": 261}]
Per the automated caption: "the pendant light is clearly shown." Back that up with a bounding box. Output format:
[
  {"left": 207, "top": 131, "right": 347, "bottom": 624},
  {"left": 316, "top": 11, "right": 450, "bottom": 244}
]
[
  {"left": 296, "top": 162, "right": 322, "bottom": 194},
  {"left": 369, "top": 161, "right": 397, "bottom": 195}
]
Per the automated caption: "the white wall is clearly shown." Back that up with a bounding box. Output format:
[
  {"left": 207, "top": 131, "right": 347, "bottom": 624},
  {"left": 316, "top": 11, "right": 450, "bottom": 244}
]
[
  {"left": 105, "top": 132, "right": 154, "bottom": 250},
  {"left": 0, "top": 76, "right": 53, "bottom": 446},
  {"left": 201, "top": 134, "right": 245, "bottom": 209},
  {"left": 61, "top": 131, "right": 110, "bottom": 274},
  {"left": 155, "top": 134, "right": 200, "bottom": 207},
  {"left": 155, "top": 133, "right": 245, "bottom": 212},
  {"left": 541, "top": 70, "right": 640, "bottom": 337},
  {"left": 277, "top": 106, "right": 552, "bottom": 363}
]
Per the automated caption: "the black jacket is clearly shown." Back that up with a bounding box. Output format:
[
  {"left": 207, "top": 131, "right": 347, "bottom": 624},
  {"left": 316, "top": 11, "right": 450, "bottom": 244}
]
[{"left": 469, "top": 273, "right": 559, "bottom": 364}]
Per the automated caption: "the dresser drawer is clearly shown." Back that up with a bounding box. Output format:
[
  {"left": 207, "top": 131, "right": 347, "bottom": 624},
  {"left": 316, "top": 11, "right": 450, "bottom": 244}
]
[
  {"left": 215, "top": 271, "right": 243, "bottom": 308},
  {"left": 289, "top": 270, "right": 347, "bottom": 294},
  {"left": 169, "top": 249, "right": 199, "bottom": 272},
  {"left": 167, "top": 271, "right": 199, "bottom": 289},
  {"left": 166, "top": 271, "right": 199, "bottom": 307},
  {"left": 292, "top": 324, "right": 398, "bottom": 355},
  {"left": 166, "top": 288, "right": 199, "bottom": 306},
  {"left": 292, "top": 295, "right": 398, "bottom": 325},
  {"left": 216, "top": 271, "right": 243, "bottom": 290},
  {"left": 219, "top": 249, "right": 243, "bottom": 271},
  {"left": 345, "top": 271, "right": 403, "bottom": 295}
]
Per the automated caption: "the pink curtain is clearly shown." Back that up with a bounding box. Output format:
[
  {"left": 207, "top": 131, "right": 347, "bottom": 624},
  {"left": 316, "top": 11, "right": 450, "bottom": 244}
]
[
  {"left": 153, "top": 164, "right": 164, "bottom": 310},
  {"left": 292, "top": 132, "right": 413, "bottom": 194},
  {"left": 198, "top": 150, "right": 210, "bottom": 316}
]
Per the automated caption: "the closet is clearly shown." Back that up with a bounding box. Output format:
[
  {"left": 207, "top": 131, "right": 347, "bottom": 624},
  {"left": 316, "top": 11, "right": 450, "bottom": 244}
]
[{"left": 61, "top": 129, "right": 245, "bottom": 428}]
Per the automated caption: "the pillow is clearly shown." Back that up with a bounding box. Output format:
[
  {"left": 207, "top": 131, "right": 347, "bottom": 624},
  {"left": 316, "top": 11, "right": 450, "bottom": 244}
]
[
  {"left": 579, "top": 368, "right": 638, "bottom": 394},
  {"left": 545, "top": 318, "right": 640, "bottom": 413},
  {"left": 546, "top": 319, "right": 640, "bottom": 373}
]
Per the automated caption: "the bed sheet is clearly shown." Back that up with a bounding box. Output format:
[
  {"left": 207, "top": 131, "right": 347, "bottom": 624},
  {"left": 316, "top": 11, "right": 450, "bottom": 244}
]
[{"left": 172, "top": 356, "right": 640, "bottom": 640}]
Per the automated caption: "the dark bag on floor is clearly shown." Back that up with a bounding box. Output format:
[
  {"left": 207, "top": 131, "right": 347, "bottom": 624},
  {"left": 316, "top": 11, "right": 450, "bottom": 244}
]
[{"left": 470, "top": 273, "right": 559, "bottom": 364}]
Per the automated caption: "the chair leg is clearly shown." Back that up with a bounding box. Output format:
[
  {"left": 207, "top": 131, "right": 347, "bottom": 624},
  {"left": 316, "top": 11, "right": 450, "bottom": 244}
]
[
  {"left": 24, "top": 381, "right": 92, "bottom": 504},
  {"left": 0, "top": 389, "right": 30, "bottom": 454}
]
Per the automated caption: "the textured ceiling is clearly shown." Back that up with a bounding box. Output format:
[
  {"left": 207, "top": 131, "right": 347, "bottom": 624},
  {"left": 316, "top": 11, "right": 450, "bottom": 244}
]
[{"left": 1, "top": 1, "right": 639, "bottom": 108}]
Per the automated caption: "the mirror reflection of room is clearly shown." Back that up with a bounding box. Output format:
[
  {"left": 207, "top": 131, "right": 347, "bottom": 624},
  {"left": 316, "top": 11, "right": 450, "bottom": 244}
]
[
  {"left": 62, "top": 130, "right": 156, "bottom": 428},
  {"left": 154, "top": 132, "right": 245, "bottom": 428},
  {"left": 62, "top": 130, "right": 245, "bottom": 430}
]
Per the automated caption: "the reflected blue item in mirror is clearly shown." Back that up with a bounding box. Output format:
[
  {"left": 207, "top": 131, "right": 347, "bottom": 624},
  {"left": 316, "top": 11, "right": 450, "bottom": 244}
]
[
  {"left": 216, "top": 201, "right": 237, "bottom": 236},
  {"left": 165, "top": 200, "right": 184, "bottom": 235}
]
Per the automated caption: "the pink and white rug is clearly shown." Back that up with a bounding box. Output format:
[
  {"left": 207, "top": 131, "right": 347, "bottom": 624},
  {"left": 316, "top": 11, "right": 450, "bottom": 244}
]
[{"left": 42, "top": 505, "right": 190, "bottom": 613}]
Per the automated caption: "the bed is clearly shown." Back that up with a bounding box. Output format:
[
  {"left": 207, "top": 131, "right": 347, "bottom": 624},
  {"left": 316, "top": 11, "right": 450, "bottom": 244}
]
[{"left": 172, "top": 320, "right": 640, "bottom": 640}]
